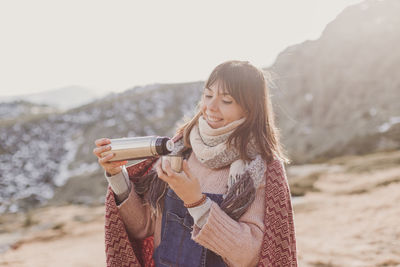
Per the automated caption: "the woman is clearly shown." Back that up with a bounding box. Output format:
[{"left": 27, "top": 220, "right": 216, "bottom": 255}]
[{"left": 94, "top": 60, "right": 297, "bottom": 266}]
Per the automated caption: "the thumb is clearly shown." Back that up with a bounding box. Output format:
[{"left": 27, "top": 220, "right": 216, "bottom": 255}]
[{"left": 182, "top": 160, "right": 193, "bottom": 179}]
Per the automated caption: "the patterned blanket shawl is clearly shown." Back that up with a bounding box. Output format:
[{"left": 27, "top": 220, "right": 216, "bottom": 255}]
[{"left": 104, "top": 157, "right": 297, "bottom": 267}]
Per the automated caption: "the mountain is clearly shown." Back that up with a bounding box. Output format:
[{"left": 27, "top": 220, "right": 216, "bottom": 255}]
[
  {"left": 0, "top": 101, "right": 58, "bottom": 122},
  {"left": 0, "top": 85, "right": 101, "bottom": 110},
  {"left": 266, "top": 0, "right": 400, "bottom": 163}
]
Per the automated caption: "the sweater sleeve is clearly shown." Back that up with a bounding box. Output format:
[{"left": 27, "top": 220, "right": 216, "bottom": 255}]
[
  {"left": 191, "top": 183, "right": 266, "bottom": 267},
  {"left": 104, "top": 165, "right": 131, "bottom": 204},
  {"left": 188, "top": 197, "right": 212, "bottom": 227},
  {"left": 115, "top": 160, "right": 161, "bottom": 242},
  {"left": 116, "top": 180, "right": 157, "bottom": 241}
]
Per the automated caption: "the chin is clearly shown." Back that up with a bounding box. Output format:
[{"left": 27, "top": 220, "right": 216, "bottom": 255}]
[{"left": 207, "top": 120, "right": 224, "bottom": 129}]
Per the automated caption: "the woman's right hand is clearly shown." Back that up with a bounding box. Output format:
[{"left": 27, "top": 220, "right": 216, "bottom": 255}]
[{"left": 93, "top": 138, "right": 128, "bottom": 176}]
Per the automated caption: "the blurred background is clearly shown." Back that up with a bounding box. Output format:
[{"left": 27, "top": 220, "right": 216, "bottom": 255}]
[{"left": 1, "top": 0, "right": 399, "bottom": 266}]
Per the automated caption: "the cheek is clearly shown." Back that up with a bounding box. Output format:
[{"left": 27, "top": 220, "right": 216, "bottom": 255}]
[
  {"left": 200, "top": 102, "right": 207, "bottom": 114},
  {"left": 226, "top": 106, "right": 245, "bottom": 121}
]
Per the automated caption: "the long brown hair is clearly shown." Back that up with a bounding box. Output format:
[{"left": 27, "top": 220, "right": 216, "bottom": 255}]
[{"left": 177, "top": 60, "right": 289, "bottom": 164}]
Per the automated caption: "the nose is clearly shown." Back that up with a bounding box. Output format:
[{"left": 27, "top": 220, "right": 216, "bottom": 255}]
[{"left": 207, "top": 97, "right": 219, "bottom": 111}]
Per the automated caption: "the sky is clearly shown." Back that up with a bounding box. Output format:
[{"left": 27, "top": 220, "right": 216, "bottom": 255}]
[{"left": 0, "top": 0, "right": 363, "bottom": 97}]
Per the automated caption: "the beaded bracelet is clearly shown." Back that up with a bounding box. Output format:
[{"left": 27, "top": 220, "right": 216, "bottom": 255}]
[{"left": 184, "top": 194, "right": 207, "bottom": 208}]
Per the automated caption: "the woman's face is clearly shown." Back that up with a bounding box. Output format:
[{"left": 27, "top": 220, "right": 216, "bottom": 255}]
[{"left": 200, "top": 82, "right": 246, "bottom": 129}]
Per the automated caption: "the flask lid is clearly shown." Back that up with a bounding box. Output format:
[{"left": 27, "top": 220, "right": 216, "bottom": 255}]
[
  {"left": 156, "top": 137, "right": 174, "bottom": 155},
  {"left": 166, "top": 139, "right": 174, "bottom": 152}
]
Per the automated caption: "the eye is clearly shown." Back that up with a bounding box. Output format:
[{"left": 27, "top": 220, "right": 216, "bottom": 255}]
[
  {"left": 204, "top": 95, "right": 212, "bottom": 99},
  {"left": 222, "top": 96, "right": 233, "bottom": 104}
]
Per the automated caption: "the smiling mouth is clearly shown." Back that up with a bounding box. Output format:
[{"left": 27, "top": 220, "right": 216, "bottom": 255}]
[{"left": 207, "top": 115, "right": 223, "bottom": 122}]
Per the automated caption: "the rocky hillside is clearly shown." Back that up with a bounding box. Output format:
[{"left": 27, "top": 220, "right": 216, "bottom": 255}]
[
  {"left": 0, "top": 82, "right": 202, "bottom": 213},
  {"left": 0, "top": 101, "right": 58, "bottom": 121},
  {"left": 268, "top": 0, "right": 400, "bottom": 163}
]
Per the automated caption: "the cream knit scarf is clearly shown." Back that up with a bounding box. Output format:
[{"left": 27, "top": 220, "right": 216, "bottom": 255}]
[
  {"left": 189, "top": 116, "right": 266, "bottom": 192},
  {"left": 180, "top": 116, "right": 266, "bottom": 219}
]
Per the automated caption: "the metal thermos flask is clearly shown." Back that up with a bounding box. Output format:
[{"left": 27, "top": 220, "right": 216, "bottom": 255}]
[{"left": 101, "top": 136, "right": 174, "bottom": 162}]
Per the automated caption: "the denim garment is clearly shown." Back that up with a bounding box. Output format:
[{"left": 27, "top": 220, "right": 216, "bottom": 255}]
[{"left": 153, "top": 187, "right": 227, "bottom": 267}]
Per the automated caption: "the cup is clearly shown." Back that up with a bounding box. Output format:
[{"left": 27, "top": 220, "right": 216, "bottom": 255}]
[{"left": 162, "top": 155, "right": 183, "bottom": 173}]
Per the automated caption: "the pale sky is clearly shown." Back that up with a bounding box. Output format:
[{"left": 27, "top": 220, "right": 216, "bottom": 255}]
[{"left": 0, "top": 0, "right": 363, "bottom": 97}]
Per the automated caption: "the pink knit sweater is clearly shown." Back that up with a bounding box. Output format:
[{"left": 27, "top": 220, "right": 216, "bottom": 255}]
[{"left": 117, "top": 151, "right": 266, "bottom": 267}]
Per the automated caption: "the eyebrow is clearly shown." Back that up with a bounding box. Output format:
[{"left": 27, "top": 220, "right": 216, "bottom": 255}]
[{"left": 204, "top": 87, "right": 230, "bottom": 96}]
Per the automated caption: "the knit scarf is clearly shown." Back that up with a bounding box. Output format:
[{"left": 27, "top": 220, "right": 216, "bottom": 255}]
[{"left": 191, "top": 116, "right": 266, "bottom": 190}]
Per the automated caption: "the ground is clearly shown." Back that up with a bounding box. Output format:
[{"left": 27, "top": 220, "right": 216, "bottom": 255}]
[{"left": 1, "top": 151, "right": 399, "bottom": 267}]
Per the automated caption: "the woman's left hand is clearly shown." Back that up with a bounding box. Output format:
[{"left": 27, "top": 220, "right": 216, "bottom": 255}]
[{"left": 155, "top": 159, "right": 203, "bottom": 205}]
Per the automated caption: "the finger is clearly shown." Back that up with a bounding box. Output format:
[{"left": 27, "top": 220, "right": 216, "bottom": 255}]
[
  {"left": 109, "top": 160, "right": 128, "bottom": 167},
  {"left": 154, "top": 159, "right": 162, "bottom": 169},
  {"left": 93, "top": 145, "right": 111, "bottom": 157},
  {"left": 163, "top": 160, "right": 174, "bottom": 176},
  {"left": 95, "top": 138, "right": 110, "bottom": 147},
  {"left": 182, "top": 160, "right": 192, "bottom": 179},
  {"left": 98, "top": 153, "right": 114, "bottom": 164},
  {"left": 95, "top": 138, "right": 111, "bottom": 147},
  {"left": 156, "top": 164, "right": 171, "bottom": 183}
]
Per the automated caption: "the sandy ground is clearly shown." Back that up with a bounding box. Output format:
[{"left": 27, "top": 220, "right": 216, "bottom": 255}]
[
  {"left": 0, "top": 206, "right": 106, "bottom": 267},
  {"left": 1, "top": 152, "right": 400, "bottom": 267},
  {"left": 294, "top": 167, "right": 400, "bottom": 266}
]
